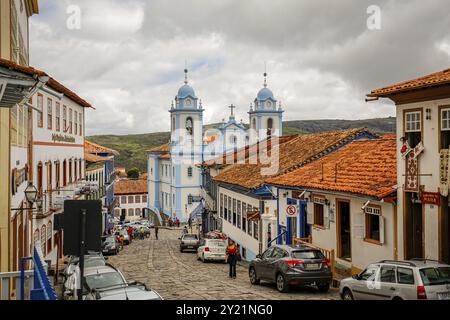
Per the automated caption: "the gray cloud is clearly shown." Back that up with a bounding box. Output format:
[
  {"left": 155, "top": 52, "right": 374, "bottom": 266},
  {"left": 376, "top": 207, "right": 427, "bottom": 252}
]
[{"left": 29, "top": 0, "right": 450, "bottom": 135}]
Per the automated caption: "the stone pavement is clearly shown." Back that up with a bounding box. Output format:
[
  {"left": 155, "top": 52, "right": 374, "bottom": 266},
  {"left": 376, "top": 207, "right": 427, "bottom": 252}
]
[{"left": 108, "top": 228, "right": 340, "bottom": 300}]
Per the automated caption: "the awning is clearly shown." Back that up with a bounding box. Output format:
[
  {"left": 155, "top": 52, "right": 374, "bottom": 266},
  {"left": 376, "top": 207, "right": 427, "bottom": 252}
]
[{"left": 0, "top": 60, "right": 48, "bottom": 108}]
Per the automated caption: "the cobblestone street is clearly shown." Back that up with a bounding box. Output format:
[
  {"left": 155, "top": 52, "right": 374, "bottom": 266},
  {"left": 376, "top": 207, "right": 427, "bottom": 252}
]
[{"left": 108, "top": 228, "right": 339, "bottom": 300}]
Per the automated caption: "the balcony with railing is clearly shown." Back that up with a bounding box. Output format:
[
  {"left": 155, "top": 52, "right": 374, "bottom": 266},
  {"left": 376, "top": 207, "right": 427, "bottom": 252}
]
[
  {"left": 35, "top": 180, "right": 101, "bottom": 218},
  {"left": 0, "top": 245, "right": 57, "bottom": 300}
]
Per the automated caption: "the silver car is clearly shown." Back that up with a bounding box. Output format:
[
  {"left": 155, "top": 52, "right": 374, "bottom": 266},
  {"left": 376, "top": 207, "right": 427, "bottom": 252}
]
[{"left": 340, "top": 259, "right": 450, "bottom": 300}]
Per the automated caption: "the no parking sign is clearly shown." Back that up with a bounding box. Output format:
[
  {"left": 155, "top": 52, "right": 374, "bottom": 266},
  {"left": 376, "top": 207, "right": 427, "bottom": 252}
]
[{"left": 286, "top": 205, "right": 298, "bottom": 218}]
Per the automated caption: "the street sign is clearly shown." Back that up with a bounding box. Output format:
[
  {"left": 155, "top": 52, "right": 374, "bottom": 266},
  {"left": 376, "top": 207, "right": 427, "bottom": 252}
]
[
  {"left": 63, "top": 200, "right": 102, "bottom": 256},
  {"left": 286, "top": 205, "right": 298, "bottom": 218}
]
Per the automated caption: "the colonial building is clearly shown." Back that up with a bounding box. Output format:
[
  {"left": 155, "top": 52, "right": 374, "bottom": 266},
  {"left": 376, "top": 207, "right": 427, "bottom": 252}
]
[
  {"left": 85, "top": 140, "right": 119, "bottom": 233},
  {"left": 29, "top": 78, "right": 94, "bottom": 267},
  {"left": 148, "top": 69, "right": 284, "bottom": 224},
  {"left": 0, "top": 0, "right": 39, "bottom": 273},
  {"left": 268, "top": 135, "right": 397, "bottom": 273},
  {"left": 205, "top": 129, "right": 377, "bottom": 261},
  {"left": 114, "top": 178, "right": 148, "bottom": 222},
  {"left": 367, "top": 67, "right": 450, "bottom": 264}
]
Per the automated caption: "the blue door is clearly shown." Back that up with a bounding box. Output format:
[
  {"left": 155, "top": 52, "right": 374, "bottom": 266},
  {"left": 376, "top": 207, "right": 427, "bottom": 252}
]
[{"left": 299, "top": 201, "right": 311, "bottom": 238}]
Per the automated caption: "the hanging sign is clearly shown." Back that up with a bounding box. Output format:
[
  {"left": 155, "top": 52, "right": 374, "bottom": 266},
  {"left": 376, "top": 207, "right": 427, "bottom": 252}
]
[{"left": 421, "top": 192, "right": 440, "bottom": 206}]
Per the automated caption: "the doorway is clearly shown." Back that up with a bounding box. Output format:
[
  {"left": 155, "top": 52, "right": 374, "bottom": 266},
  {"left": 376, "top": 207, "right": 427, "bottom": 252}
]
[
  {"left": 337, "top": 200, "right": 351, "bottom": 260},
  {"left": 441, "top": 197, "right": 450, "bottom": 264},
  {"left": 299, "top": 201, "right": 311, "bottom": 239},
  {"left": 405, "top": 193, "right": 423, "bottom": 259}
]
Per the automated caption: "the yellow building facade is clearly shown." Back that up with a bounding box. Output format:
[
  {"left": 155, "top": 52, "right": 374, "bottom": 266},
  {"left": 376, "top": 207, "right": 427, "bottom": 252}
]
[{"left": 0, "top": 0, "right": 38, "bottom": 272}]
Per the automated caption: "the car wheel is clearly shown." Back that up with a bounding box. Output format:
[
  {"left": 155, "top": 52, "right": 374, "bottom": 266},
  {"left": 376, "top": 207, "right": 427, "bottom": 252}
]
[
  {"left": 249, "top": 267, "right": 260, "bottom": 285},
  {"left": 317, "top": 283, "right": 330, "bottom": 293},
  {"left": 276, "top": 273, "right": 289, "bottom": 293},
  {"left": 342, "top": 288, "right": 354, "bottom": 300}
]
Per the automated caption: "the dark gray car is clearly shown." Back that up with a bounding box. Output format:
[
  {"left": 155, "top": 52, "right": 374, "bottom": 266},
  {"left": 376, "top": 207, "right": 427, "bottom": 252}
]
[{"left": 249, "top": 245, "right": 332, "bottom": 293}]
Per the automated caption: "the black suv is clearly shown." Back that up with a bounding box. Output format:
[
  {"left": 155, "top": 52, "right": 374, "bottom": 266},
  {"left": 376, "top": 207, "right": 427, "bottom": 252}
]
[{"left": 249, "top": 245, "right": 332, "bottom": 293}]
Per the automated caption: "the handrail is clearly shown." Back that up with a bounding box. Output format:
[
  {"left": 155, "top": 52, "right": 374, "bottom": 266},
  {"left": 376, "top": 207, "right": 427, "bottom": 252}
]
[
  {"left": 268, "top": 230, "right": 286, "bottom": 247},
  {"left": 294, "top": 237, "right": 336, "bottom": 277}
]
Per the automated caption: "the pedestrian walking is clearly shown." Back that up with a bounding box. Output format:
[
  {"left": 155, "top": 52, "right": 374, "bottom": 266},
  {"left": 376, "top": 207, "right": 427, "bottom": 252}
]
[
  {"left": 155, "top": 226, "right": 159, "bottom": 240},
  {"left": 226, "top": 240, "right": 238, "bottom": 279},
  {"left": 176, "top": 217, "right": 180, "bottom": 228}
]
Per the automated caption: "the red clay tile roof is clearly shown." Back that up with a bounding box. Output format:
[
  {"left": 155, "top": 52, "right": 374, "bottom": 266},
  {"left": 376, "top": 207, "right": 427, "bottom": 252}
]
[
  {"left": 267, "top": 135, "right": 397, "bottom": 199},
  {"left": 84, "top": 153, "right": 111, "bottom": 163},
  {"left": 85, "top": 140, "right": 119, "bottom": 155},
  {"left": 368, "top": 67, "right": 450, "bottom": 97},
  {"left": 203, "top": 135, "right": 298, "bottom": 168},
  {"left": 114, "top": 179, "right": 148, "bottom": 195},
  {"left": 0, "top": 58, "right": 94, "bottom": 109},
  {"left": 213, "top": 128, "right": 377, "bottom": 190},
  {"left": 148, "top": 143, "right": 170, "bottom": 153}
]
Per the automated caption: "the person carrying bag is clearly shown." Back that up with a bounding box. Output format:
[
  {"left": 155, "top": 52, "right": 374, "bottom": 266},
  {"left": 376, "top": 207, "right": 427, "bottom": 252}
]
[{"left": 226, "top": 240, "right": 238, "bottom": 279}]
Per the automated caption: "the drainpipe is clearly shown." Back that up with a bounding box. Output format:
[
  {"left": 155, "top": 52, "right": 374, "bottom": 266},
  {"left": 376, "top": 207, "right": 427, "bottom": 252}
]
[{"left": 277, "top": 188, "right": 281, "bottom": 245}]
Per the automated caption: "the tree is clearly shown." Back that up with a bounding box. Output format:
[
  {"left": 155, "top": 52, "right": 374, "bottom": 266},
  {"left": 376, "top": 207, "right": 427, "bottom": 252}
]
[{"left": 127, "top": 167, "right": 140, "bottom": 179}]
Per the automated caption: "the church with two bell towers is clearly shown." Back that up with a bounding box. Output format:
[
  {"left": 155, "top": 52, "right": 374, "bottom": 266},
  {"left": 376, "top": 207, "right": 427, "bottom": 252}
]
[{"left": 147, "top": 69, "right": 284, "bottom": 223}]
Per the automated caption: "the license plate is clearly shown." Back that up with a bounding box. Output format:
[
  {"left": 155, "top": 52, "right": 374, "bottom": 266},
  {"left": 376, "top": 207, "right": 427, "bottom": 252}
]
[
  {"left": 438, "top": 292, "right": 450, "bottom": 300},
  {"left": 305, "top": 264, "right": 320, "bottom": 270}
]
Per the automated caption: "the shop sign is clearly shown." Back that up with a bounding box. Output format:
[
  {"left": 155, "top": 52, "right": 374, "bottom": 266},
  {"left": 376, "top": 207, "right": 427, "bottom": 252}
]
[{"left": 420, "top": 192, "right": 440, "bottom": 206}]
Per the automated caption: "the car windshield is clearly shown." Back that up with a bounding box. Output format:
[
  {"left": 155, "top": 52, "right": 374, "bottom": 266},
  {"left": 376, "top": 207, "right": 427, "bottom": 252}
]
[
  {"left": 85, "top": 271, "right": 125, "bottom": 290},
  {"left": 105, "top": 238, "right": 115, "bottom": 244},
  {"left": 291, "top": 250, "right": 325, "bottom": 260},
  {"left": 420, "top": 267, "right": 450, "bottom": 286},
  {"left": 207, "top": 240, "right": 226, "bottom": 247},
  {"left": 183, "top": 235, "right": 198, "bottom": 240}
]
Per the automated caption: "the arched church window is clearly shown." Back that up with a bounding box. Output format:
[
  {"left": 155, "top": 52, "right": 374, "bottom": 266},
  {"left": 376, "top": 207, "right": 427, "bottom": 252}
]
[
  {"left": 186, "top": 117, "right": 193, "bottom": 135},
  {"left": 187, "top": 167, "right": 193, "bottom": 178},
  {"left": 252, "top": 118, "right": 256, "bottom": 130},
  {"left": 267, "top": 118, "right": 273, "bottom": 138},
  {"left": 172, "top": 117, "right": 175, "bottom": 132},
  {"left": 266, "top": 101, "right": 272, "bottom": 108},
  {"left": 229, "top": 135, "right": 237, "bottom": 144},
  {"left": 185, "top": 99, "right": 192, "bottom": 107}
]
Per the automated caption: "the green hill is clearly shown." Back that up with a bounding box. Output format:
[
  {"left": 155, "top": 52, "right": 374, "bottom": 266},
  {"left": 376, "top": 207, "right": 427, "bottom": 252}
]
[{"left": 88, "top": 117, "right": 396, "bottom": 172}]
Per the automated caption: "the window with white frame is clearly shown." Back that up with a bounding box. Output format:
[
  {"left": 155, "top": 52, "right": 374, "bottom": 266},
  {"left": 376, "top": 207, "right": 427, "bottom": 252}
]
[
  {"left": 55, "top": 102, "right": 61, "bottom": 132},
  {"left": 365, "top": 206, "right": 385, "bottom": 244},
  {"left": 442, "top": 108, "right": 450, "bottom": 131},
  {"left": 37, "top": 95, "right": 44, "bottom": 128},
  {"left": 47, "top": 98, "right": 53, "bottom": 130},
  {"left": 405, "top": 111, "right": 421, "bottom": 133}
]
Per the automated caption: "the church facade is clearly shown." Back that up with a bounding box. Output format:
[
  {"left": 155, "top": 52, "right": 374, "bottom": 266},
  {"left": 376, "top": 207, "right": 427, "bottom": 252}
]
[{"left": 147, "top": 70, "right": 284, "bottom": 223}]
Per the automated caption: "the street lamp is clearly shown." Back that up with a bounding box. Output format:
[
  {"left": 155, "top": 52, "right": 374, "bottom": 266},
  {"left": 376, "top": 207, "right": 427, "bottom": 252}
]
[{"left": 24, "top": 182, "right": 38, "bottom": 205}]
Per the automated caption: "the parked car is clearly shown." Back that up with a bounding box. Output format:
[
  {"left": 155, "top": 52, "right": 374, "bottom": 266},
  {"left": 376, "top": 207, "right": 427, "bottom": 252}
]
[
  {"left": 87, "top": 281, "right": 163, "bottom": 300},
  {"left": 64, "top": 265, "right": 127, "bottom": 300},
  {"left": 102, "top": 236, "right": 120, "bottom": 256},
  {"left": 63, "top": 253, "right": 107, "bottom": 280},
  {"left": 249, "top": 245, "right": 332, "bottom": 293},
  {"left": 197, "top": 239, "right": 227, "bottom": 263},
  {"left": 179, "top": 234, "right": 200, "bottom": 252},
  {"left": 340, "top": 259, "right": 450, "bottom": 300}
]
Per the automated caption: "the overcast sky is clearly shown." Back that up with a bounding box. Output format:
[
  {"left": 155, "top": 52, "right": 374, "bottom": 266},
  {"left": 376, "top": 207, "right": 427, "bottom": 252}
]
[{"left": 29, "top": 0, "right": 450, "bottom": 136}]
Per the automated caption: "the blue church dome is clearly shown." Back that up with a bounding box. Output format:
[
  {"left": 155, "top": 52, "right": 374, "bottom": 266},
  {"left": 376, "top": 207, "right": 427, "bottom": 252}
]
[
  {"left": 177, "top": 84, "right": 197, "bottom": 99},
  {"left": 257, "top": 87, "right": 275, "bottom": 101}
]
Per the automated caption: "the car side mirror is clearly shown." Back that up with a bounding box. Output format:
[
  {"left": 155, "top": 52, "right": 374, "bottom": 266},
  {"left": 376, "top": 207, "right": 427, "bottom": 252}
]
[
  {"left": 104, "top": 257, "right": 109, "bottom": 260},
  {"left": 352, "top": 274, "right": 361, "bottom": 280},
  {"left": 256, "top": 254, "right": 262, "bottom": 259},
  {"left": 64, "top": 261, "right": 68, "bottom": 265},
  {"left": 178, "top": 238, "right": 181, "bottom": 240}
]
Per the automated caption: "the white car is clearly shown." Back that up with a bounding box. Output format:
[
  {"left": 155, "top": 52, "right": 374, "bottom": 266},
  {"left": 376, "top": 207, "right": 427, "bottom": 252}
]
[
  {"left": 197, "top": 239, "right": 227, "bottom": 263},
  {"left": 64, "top": 264, "right": 127, "bottom": 300},
  {"left": 339, "top": 259, "right": 450, "bottom": 300}
]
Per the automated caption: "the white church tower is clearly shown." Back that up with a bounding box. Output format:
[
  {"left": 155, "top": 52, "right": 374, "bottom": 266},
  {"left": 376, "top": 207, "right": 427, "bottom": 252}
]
[
  {"left": 170, "top": 68, "right": 204, "bottom": 221},
  {"left": 249, "top": 72, "right": 284, "bottom": 143}
]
